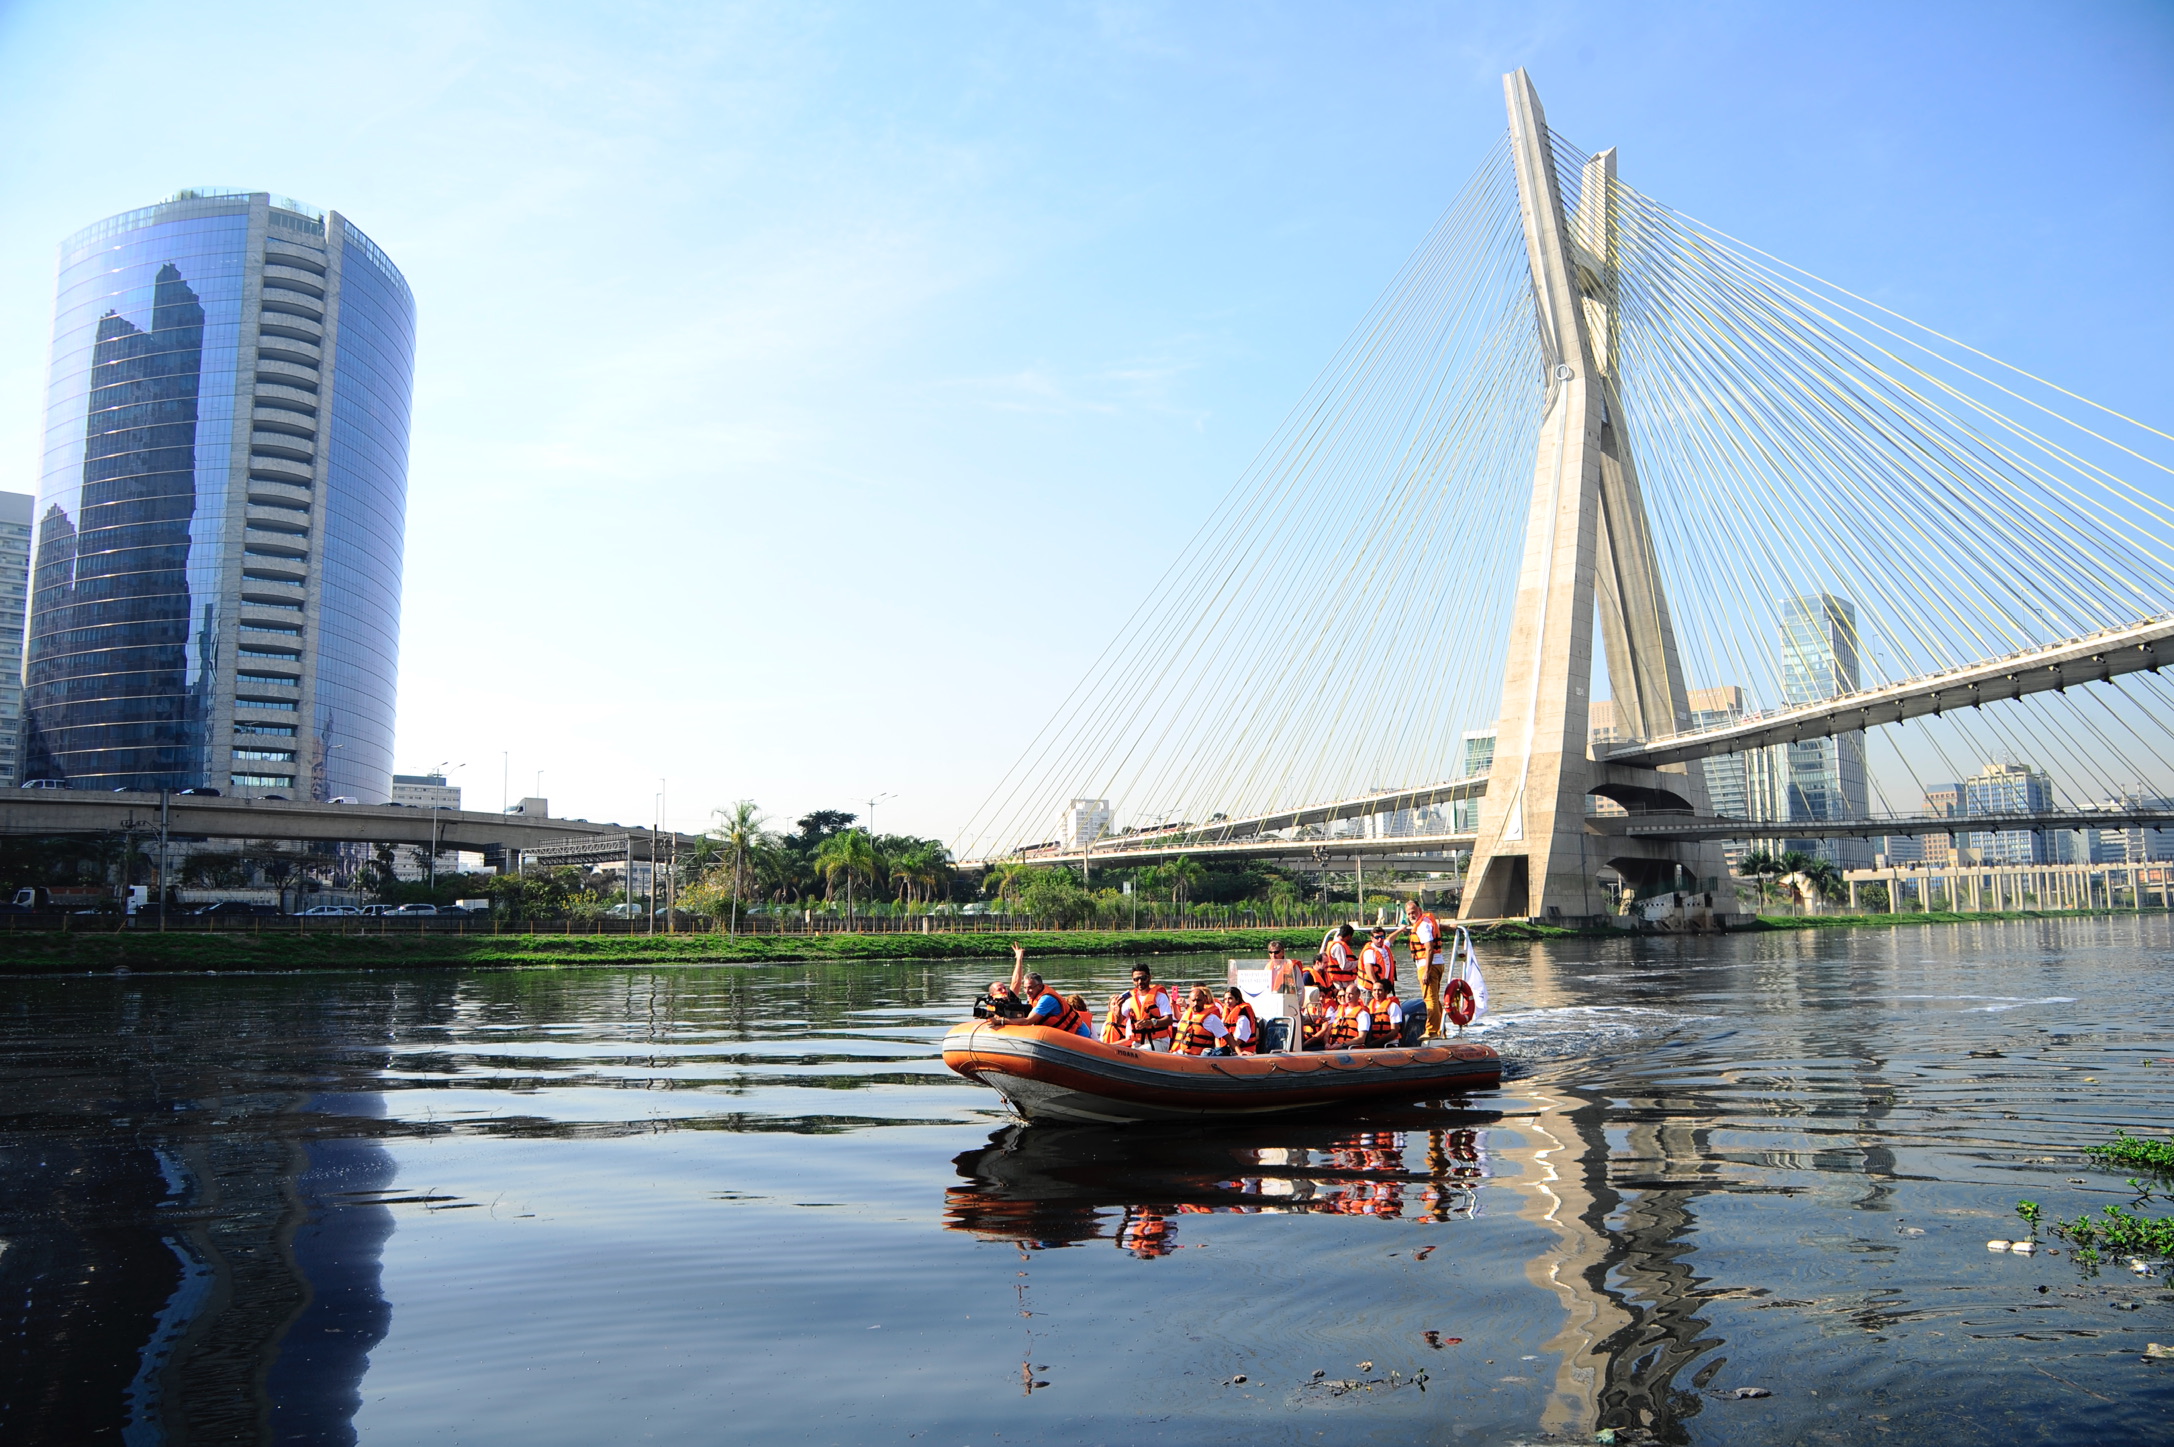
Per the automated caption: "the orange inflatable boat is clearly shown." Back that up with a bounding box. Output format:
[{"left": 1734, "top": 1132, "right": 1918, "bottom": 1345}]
[{"left": 942, "top": 1021, "right": 1502, "bottom": 1124}]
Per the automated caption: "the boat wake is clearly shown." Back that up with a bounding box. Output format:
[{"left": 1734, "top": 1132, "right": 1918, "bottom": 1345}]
[{"left": 1463, "top": 1004, "right": 1712, "bottom": 1066}]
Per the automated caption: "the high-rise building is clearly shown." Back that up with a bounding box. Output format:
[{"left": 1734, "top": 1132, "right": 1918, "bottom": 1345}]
[
  {"left": 23, "top": 191, "right": 412, "bottom": 800},
  {"left": 0, "top": 492, "right": 31, "bottom": 786},
  {"left": 391, "top": 772, "right": 461, "bottom": 810},
  {"left": 1452, "top": 728, "right": 1497, "bottom": 831},
  {"left": 1963, "top": 761, "right": 2058, "bottom": 865},
  {"left": 2088, "top": 795, "right": 2174, "bottom": 865},
  {"left": 1063, "top": 798, "right": 1111, "bottom": 848},
  {"left": 1686, "top": 685, "right": 1749, "bottom": 820},
  {"left": 1744, "top": 595, "right": 1870, "bottom": 866}
]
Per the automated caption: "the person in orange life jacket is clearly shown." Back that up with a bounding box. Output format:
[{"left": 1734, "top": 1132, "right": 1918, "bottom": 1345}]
[
  {"left": 1314, "top": 983, "right": 1371, "bottom": 1050},
  {"left": 986, "top": 942, "right": 1087, "bottom": 1029},
  {"left": 1219, "top": 986, "right": 1260, "bottom": 1054},
  {"left": 1298, "top": 986, "right": 1330, "bottom": 1050},
  {"left": 1171, "top": 985, "right": 1232, "bottom": 1055},
  {"left": 1319, "top": 924, "right": 1361, "bottom": 990},
  {"left": 1100, "top": 991, "right": 1131, "bottom": 1044},
  {"left": 1365, "top": 979, "right": 1404, "bottom": 1048},
  {"left": 1409, "top": 902, "right": 1446, "bottom": 1036},
  {"left": 1120, "top": 964, "right": 1175, "bottom": 1050},
  {"left": 1358, "top": 925, "right": 1407, "bottom": 991}
]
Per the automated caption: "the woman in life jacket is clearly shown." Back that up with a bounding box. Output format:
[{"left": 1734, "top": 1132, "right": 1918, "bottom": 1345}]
[
  {"left": 1171, "top": 985, "right": 1232, "bottom": 1055},
  {"left": 1322, "top": 983, "right": 1371, "bottom": 1051},
  {"left": 1100, "top": 991, "right": 1130, "bottom": 1044},
  {"left": 1218, "top": 986, "right": 1260, "bottom": 1055},
  {"left": 1299, "top": 985, "right": 1331, "bottom": 1050},
  {"left": 1365, "top": 979, "right": 1403, "bottom": 1048}
]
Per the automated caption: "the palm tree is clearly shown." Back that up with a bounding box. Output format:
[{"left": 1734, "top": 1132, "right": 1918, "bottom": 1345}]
[
  {"left": 1740, "top": 850, "right": 1783, "bottom": 912},
  {"left": 814, "top": 828, "right": 880, "bottom": 927},
  {"left": 1162, "top": 855, "right": 1206, "bottom": 908},
  {"left": 713, "top": 800, "right": 767, "bottom": 937}
]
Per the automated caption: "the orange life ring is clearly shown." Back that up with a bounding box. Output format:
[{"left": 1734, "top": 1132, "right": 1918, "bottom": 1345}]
[{"left": 1446, "top": 978, "right": 1477, "bottom": 1028}]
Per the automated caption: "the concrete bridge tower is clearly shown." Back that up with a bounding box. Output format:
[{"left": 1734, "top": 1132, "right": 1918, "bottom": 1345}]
[{"left": 1460, "top": 70, "right": 1737, "bottom": 922}]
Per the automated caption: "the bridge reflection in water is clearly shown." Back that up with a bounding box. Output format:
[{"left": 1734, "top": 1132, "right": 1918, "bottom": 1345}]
[{"left": 943, "top": 1098, "right": 1744, "bottom": 1439}]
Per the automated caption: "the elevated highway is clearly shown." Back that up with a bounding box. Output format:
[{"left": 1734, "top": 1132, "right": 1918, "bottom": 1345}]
[
  {"left": 1607, "top": 616, "right": 2174, "bottom": 770},
  {"left": 0, "top": 791, "right": 704, "bottom": 859}
]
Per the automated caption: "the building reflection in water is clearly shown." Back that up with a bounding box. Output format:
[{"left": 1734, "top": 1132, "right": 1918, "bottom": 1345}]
[{"left": 0, "top": 990, "right": 412, "bottom": 1446}]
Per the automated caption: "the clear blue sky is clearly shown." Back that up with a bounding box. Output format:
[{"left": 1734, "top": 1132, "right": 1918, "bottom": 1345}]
[{"left": 0, "top": 1, "right": 2168, "bottom": 839}]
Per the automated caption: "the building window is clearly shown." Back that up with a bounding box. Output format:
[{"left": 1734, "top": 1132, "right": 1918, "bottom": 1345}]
[
  {"left": 239, "top": 647, "right": 301, "bottom": 661},
  {"left": 231, "top": 773, "right": 293, "bottom": 788},
  {"left": 233, "top": 749, "right": 297, "bottom": 762},
  {"left": 236, "top": 698, "right": 298, "bottom": 712},
  {"left": 234, "top": 723, "right": 298, "bottom": 737}
]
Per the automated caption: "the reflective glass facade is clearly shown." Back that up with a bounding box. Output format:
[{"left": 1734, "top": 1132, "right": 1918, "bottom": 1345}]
[{"left": 24, "top": 193, "right": 411, "bottom": 801}]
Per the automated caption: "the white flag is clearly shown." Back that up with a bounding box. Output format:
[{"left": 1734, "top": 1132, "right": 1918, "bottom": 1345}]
[{"left": 1465, "top": 945, "right": 1489, "bottom": 1020}]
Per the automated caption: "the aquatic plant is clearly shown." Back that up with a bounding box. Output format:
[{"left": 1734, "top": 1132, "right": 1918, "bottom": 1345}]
[{"left": 2085, "top": 1131, "right": 2174, "bottom": 1177}]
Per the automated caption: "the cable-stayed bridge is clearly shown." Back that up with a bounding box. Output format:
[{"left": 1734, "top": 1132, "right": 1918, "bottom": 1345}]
[{"left": 960, "top": 70, "right": 2174, "bottom": 920}]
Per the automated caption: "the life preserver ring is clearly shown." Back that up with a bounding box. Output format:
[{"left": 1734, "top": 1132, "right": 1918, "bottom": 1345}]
[{"left": 1446, "top": 978, "right": 1477, "bottom": 1029}]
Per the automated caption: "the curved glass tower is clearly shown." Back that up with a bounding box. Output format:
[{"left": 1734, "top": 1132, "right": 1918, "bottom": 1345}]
[{"left": 25, "top": 191, "right": 412, "bottom": 802}]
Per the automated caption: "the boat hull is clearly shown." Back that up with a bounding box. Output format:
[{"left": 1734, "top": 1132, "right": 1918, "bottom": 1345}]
[{"left": 942, "top": 1021, "right": 1502, "bottom": 1124}]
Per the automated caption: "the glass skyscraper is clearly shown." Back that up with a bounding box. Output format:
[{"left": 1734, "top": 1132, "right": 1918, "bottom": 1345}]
[{"left": 24, "top": 191, "right": 412, "bottom": 801}]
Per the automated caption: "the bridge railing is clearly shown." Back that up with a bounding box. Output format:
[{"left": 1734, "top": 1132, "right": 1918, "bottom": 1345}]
[{"left": 0, "top": 908, "right": 1367, "bottom": 938}]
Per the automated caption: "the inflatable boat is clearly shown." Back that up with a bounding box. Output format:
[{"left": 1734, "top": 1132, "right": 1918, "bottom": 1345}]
[{"left": 942, "top": 1022, "right": 1501, "bottom": 1124}]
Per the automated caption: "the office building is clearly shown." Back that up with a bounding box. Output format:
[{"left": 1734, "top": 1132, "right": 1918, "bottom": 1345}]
[
  {"left": 23, "top": 191, "right": 412, "bottom": 800},
  {"left": 1686, "top": 685, "right": 1749, "bottom": 821},
  {"left": 1963, "top": 761, "right": 2060, "bottom": 865},
  {"left": 1452, "top": 728, "right": 1497, "bottom": 831},
  {"left": 0, "top": 492, "right": 31, "bottom": 785},
  {"left": 2088, "top": 795, "right": 2174, "bottom": 865},
  {"left": 391, "top": 771, "right": 461, "bottom": 810},
  {"left": 1742, "top": 596, "right": 1870, "bottom": 866},
  {"left": 1063, "top": 798, "right": 1111, "bottom": 848}
]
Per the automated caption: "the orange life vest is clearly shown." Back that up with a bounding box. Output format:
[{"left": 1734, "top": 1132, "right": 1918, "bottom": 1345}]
[
  {"left": 1321, "top": 940, "right": 1359, "bottom": 987},
  {"left": 1043, "top": 999, "right": 1086, "bottom": 1035},
  {"left": 1325, "top": 1002, "right": 1367, "bottom": 1050},
  {"left": 1172, "top": 1003, "right": 1224, "bottom": 1055},
  {"left": 1360, "top": 941, "right": 1397, "bottom": 989},
  {"left": 1126, "top": 985, "right": 1172, "bottom": 1042},
  {"left": 1219, "top": 1000, "right": 1260, "bottom": 1054},
  {"left": 1100, "top": 1006, "right": 1128, "bottom": 1045},
  {"left": 1412, "top": 909, "right": 1441, "bottom": 958},
  {"left": 1366, "top": 992, "right": 1402, "bottom": 1047}
]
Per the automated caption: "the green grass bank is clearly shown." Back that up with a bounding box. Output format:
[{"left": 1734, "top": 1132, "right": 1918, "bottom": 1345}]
[
  {"left": 0, "top": 922, "right": 1579, "bottom": 973},
  {"left": 0, "top": 907, "right": 2151, "bottom": 974}
]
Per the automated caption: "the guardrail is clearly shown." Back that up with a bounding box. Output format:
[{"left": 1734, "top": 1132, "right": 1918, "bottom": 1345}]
[{"left": 0, "top": 909, "right": 1367, "bottom": 937}]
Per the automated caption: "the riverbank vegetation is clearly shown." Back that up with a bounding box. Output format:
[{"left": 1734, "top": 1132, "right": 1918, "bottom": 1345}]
[{"left": 0, "top": 920, "right": 1577, "bottom": 974}]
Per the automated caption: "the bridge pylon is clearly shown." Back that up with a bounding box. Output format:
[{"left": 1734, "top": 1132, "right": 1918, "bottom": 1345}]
[{"left": 1460, "top": 70, "right": 1738, "bottom": 923}]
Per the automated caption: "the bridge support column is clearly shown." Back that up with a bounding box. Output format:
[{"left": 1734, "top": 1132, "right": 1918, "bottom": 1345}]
[{"left": 1461, "top": 69, "right": 1736, "bottom": 924}]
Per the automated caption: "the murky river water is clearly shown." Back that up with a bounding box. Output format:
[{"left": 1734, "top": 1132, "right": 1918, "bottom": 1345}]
[{"left": 3, "top": 917, "right": 2171, "bottom": 1445}]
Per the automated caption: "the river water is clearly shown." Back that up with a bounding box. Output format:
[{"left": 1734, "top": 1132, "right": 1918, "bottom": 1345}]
[{"left": 2, "top": 916, "right": 2170, "bottom": 1445}]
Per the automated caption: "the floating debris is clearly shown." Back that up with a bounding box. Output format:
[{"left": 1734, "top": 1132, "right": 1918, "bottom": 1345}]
[
  {"left": 1724, "top": 1386, "right": 1772, "bottom": 1399},
  {"left": 2011, "top": 1241, "right": 2038, "bottom": 1254},
  {"left": 1988, "top": 1240, "right": 2012, "bottom": 1251}
]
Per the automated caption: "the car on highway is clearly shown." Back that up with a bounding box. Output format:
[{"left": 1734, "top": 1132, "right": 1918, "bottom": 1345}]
[
  {"left": 294, "top": 905, "right": 363, "bottom": 917},
  {"left": 386, "top": 903, "right": 440, "bottom": 917}
]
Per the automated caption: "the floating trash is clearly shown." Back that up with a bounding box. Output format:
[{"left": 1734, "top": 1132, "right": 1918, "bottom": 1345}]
[
  {"left": 1987, "top": 1240, "right": 2012, "bottom": 1251},
  {"left": 2131, "top": 1259, "right": 2157, "bottom": 1276},
  {"left": 2011, "top": 1241, "right": 2037, "bottom": 1254},
  {"left": 1724, "top": 1386, "right": 1773, "bottom": 1399}
]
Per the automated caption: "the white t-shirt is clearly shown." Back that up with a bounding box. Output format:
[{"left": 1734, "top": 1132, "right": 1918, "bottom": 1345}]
[
  {"left": 1228, "top": 1012, "right": 1254, "bottom": 1043},
  {"left": 1200, "top": 1012, "right": 1228, "bottom": 1040},
  {"left": 1124, "top": 990, "right": 1172, "bottom": 1024}
]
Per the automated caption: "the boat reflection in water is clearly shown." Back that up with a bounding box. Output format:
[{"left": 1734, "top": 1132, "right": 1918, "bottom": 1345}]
[{"left": 942, "top": 1101, "right": 1499, "bottom": 1255}]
